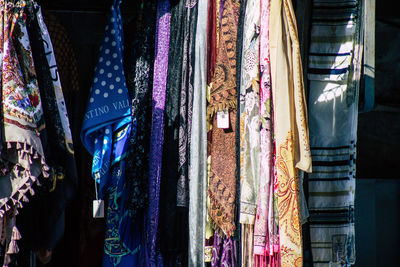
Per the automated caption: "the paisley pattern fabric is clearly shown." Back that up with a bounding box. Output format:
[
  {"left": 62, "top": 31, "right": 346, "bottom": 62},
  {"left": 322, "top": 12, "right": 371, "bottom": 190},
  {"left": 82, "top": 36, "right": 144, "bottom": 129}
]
[
  {"left": 207, "top": 0, "right": 241, "bottom": 238},
  {"left": 207, "top": 0, "right": 240, "bottom": 119},
  {"left": 177, "top": 0, "right": 198, "bottom": 208},
  {"left": 269, "top": 0, "right": 312, "bottom": 266},
  {"left": 211, "top": 230, "right": 237, "bottom": 267}
]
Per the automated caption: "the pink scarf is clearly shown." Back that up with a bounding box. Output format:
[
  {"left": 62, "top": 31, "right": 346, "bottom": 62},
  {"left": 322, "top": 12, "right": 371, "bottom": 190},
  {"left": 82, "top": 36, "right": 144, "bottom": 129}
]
[{"left": 253, "top": 0, "right": 279, "bottom": 265}]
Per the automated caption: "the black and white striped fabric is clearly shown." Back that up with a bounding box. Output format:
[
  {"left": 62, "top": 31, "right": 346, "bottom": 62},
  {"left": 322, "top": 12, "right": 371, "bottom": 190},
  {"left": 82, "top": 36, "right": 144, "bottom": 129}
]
[{"left": 306, "top": 0, "right": 363, "bottom": 266}]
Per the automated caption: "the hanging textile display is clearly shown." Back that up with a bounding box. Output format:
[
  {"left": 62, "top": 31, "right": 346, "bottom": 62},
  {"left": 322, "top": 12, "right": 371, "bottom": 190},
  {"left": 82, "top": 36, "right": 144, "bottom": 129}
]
[
  {"left": 306, "top": 0, "right": 363, "bottom": 266},
  {"left": 80, "top": 1, "right": 141, "bottom": 266},
  {"left": 188, "top": 0, "right": 208, "bottom": 265},
  {"left": 144, "top": 0, "right": 170, "bottom": 266},
  {"left": 238, "top": 0, "right": 260, "bottom": 265},
  {"left": 269, "top": 0, "right": 313, "bottom": 266}
]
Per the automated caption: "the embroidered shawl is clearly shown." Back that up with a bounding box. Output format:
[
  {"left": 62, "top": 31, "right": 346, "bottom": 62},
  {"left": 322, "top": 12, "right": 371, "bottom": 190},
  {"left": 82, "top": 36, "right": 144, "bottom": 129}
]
[
  {"left": 269, "top": 0, "right": 312, "bottom": 266},
  {"left": 207, "top": 0, "right": 241, "bottom": 238},
  {"left": 0, "top": 0, "right": 49, "bottom": 218}
]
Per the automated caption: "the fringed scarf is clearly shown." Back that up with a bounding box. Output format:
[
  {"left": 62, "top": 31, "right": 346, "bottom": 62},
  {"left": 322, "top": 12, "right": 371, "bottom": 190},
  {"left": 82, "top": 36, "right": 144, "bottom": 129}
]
[
  {"left": 207, "top": 0, "right": 241, "bottom": 239},
  {"left": 253, "top": 0, "right": 279, "bottom": 265},
  {"left": 0, "top": 2, "right": 51, "bottom": 264},
  {"left": 238, "top": 0, "right": 261, "bottom": 265},
  {"left": 11, "top": 3, "right": 78, "bottom": 263}
]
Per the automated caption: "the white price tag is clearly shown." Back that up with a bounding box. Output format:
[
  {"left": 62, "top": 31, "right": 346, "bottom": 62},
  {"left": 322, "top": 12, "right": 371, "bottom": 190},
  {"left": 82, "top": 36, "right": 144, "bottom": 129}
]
[
  {"left": 217, "top": 110, "right": 229, "bottom": 129},
  {"left": 93, "top": 200, "right": 105, "bottom": 218}
]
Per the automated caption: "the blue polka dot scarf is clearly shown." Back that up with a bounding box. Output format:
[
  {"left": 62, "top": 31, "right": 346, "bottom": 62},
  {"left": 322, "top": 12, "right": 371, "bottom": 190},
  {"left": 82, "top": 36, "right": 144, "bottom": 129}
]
[
  {"left": 80, "top": 1, "right": 140, "bottom": 266},
  {"left": 80, "top": 0, "right": 131, "bottom": 197}
]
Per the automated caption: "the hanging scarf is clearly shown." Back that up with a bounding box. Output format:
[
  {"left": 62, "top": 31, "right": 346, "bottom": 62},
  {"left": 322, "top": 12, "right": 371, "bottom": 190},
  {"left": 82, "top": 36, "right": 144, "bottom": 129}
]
[
  {"left": 177, "top": 0, "right": 198, "bottom": 208},
  {"left": 143, "top": 0, "right": 170, "bottom": 265},
  {"left": 306, "top": 0, "right": 362, "bottom": 265},
  {"left": 124, "top": 0, "right": 157, "bottom": 226},
  {"left": 269, "top": 0, "right": 313, "bottom": 266},
  {"left": 158, "top": 0, "right": 189, "bottom": 264},
  {"left": 253, "top": 0, "right": 276, "bottom": 265},
  {"left": 207, "top": 0, "right": 241, "bottom": 239},
  {"left": 238, "top": 0, "right": 260, "bottom": 265},
  {"left": 12, "top": 2, "right": 77, "bottom": 260},
  {"left": 188, "top": 0, "right": 208, "bottom": 265},
  {"left": 0, "top": 0, "right": 49, "bottom": 226},
  {"left": 0, "top": 1, "right": 50, "bottom": 264},
  {"left": 80, "top": 1, "right": 139, "bottom": 265}
]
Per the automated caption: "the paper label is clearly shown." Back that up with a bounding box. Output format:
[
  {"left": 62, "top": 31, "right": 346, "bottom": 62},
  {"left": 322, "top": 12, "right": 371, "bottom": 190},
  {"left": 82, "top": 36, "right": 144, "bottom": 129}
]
[
  {"left": 217, "top": 110, "right": 229, "bottom": 129},
  {"left": 93, "top": 200, "right": 105, "bottom": 218}
]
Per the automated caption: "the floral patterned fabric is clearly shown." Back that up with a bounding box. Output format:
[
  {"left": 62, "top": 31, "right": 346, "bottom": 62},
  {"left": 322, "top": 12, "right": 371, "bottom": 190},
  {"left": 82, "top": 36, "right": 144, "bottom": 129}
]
[
  {"left": 269, "top": 0, "right": 313, "bottom": 266},
  {"left": 253, "top": 0, "right": 275, "bottom": 264},
  {"left": 0, "top": 0, "right": 49, "bottom": 221}
]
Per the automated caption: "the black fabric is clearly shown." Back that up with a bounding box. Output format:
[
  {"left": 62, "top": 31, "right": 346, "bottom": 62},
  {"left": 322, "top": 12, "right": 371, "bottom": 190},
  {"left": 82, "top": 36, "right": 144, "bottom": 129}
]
[
  {"left": 158, "top": 0, "right": 187, "bottom": 265},
  {"left": 15, "top": 2, "right": 77, "bottom": 256},
  {"left": 124, "top": 0, "right": 157, "bottom": 224}
]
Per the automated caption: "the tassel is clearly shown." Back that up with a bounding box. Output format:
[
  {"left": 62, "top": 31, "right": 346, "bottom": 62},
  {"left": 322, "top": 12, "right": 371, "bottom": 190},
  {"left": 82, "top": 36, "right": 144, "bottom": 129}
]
[
  {"left": 33, "top": 151, "right": 39, "bottom": 159},
  {"left": 28, "top": 155, "right": 32, "bottom": 164},
  {"left": 28, "top": 188, "right": 35, "bottom": 196},
  {"left": 16, "top": 142, "right": 21, "bottom": 150},
  {"left": 30, "top": 146, "right": 34, "bottom": 154},
  {"left": 36, "top": 179, "right": 42, "bottom": 186},
  {"left": 11, "top": 226, "right": 21, "bottom": 240},
  {"left": 22, "top": 194, "right": 29, "bottom": 202},
  {"left": 24, "top": 142, "right": 27, "bottom": 151},
  {"left": 3, "top": 254, "right": 11, "bottom": 265},
  {"left": 4, "top": 204, "right": 10, "bottom": 211},
  {"left": 6, "top": 240, "right": 19, "bottom": 254},
  {"left": 7, "top": 142, "right": 12, "bottom": 149},
  {"left": 16, "top": 202, "right": 23, "bottom": 208},
  {"left": 42, "top": 171, "right": 49, "bottom": 178}
]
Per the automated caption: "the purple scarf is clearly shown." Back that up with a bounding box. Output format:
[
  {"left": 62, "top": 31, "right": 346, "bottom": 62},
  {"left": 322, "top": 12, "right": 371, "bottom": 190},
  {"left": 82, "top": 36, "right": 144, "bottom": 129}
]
[{"left": 144, "top": 0, "right": 171, "bottom": 265}]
